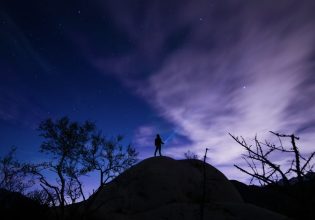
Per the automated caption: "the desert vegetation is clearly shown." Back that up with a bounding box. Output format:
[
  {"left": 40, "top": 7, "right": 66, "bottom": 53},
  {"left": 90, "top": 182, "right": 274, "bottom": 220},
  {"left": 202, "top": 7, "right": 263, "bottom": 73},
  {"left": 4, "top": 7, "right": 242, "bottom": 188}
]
[
  {"left": 230, "top": 131, "right": 315, "bottom": 219},
  {"left": 0, "top": 116, "right": 138, "bottom": 220}
]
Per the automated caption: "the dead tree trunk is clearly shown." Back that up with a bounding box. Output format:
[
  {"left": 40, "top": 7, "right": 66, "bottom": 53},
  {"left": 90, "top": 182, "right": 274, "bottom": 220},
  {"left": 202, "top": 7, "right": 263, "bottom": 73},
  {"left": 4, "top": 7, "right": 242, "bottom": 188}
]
[{"left": 200, "top": 148, "right": 208, "bottom": 220}]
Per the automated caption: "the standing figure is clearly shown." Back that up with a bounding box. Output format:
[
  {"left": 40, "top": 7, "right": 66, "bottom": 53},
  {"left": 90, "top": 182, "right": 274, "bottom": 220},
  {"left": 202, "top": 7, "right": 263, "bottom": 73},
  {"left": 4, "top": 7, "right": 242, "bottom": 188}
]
[{"left": 154, "top": 134, "right": 164, "bottom": 157}]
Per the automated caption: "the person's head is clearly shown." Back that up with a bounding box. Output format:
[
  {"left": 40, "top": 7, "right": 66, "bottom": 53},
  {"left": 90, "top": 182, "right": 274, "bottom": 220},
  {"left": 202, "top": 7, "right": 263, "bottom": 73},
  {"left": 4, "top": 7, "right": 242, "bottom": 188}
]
[{"left": 156, "top": 134, "right": 160, "bottom": 138}]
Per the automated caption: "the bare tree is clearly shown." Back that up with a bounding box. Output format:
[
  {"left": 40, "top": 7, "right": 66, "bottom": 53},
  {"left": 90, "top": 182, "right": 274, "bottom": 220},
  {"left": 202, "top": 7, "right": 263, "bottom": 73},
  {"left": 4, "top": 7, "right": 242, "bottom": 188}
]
[
  {"left": 0, "top": 147, "right": 34, "bottom": 193},
  {"left": 26, "top": 117, "right": 138, "bottom": 220},
  {"left": 27, "top": 188, "right": 56, "bottom": 206},
  {"left": 230, "top": 131, "right": 315, "bottom": 186},
  {"left": 30, "top": 117, "right": 96, "bottom": 219},
  {"left": 83, "top": 134, "right": 138, "bottom": 188},
  {"left": 184, "top": 150, "right": 199, "bottom": 160},
  {"left": 1, "top": 116, "right": 139, "bottom": 220},
  {"left": 62, "top": 134, "right": 137, "bottom": 220},
  {"left": 200, "top": 148, "right": 209, "bottom": 220}
]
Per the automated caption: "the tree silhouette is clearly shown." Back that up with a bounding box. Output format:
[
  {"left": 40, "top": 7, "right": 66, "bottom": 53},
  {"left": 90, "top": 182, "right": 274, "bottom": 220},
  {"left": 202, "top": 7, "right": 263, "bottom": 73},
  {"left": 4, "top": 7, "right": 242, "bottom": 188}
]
[
  {"left": 29, "top": 117, "right": 96, "bottom": 219},
  {"left": 0, "top": 147, "right": 34, "bottom": 193},
  {"left": 27, "top": 188, "right": 55, "bottom": 206},
  {"left": 184, "top": 150, "right": 199, "bottom": 160},
  {"left": 83, "top": 134, "right": 138, "bottom": 188},
  {"left": 24, "top": 116, "right": 139, "bottom": 219},
  {"left": 230, "top": 131, "right": 315, "bottom": 186}
]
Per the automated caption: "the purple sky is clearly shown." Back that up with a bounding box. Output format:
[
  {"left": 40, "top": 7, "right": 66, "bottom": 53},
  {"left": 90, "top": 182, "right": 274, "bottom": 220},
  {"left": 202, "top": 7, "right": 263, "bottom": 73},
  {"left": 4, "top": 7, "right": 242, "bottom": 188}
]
[
  {"left": 84, "top": 0, "right": 315, "bottom": 179},
  {"left": 1, "top": 0, "right": 315, "bottom": 183}
]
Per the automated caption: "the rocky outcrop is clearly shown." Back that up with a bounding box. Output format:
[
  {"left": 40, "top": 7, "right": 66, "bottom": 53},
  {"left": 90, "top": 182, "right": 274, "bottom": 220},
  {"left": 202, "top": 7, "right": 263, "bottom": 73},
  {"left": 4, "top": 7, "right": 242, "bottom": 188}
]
[
  {"left": 0, "top": 188, "right": 49, "bottom": 220},
  {"left": 83, "top": 157, "right": 289, "bottom": 220}
]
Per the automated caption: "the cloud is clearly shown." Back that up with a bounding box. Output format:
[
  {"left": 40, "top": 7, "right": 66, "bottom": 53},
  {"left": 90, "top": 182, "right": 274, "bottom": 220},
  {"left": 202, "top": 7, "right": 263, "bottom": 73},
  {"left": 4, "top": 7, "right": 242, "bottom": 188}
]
[
  {"left": 144, "top": 4, "right": 315, "bottom": 165},
  {"left": 133, "top": 125, "right": 156, "bottom": 148},
  {"left": 132, "top": 125, "right": 157, "bottom": 159},
  {"left": 82, "top": 0, "right": 315, "bottom": 180}
]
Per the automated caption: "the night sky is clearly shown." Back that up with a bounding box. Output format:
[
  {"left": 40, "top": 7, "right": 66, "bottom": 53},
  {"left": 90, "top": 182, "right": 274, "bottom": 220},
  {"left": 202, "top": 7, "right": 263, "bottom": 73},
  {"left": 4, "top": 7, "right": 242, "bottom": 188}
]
[{"left": 1, "top": 0, "right": 315, "bottom": 182}]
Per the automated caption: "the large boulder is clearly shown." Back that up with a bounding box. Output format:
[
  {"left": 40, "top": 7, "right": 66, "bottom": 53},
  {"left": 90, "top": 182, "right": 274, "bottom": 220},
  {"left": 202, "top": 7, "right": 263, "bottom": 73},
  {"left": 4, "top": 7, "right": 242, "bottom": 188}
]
[
  {"left": 0, "top": 188, "right": 49, "bottom": 220},
  {"left": 85, "top": 157, "right": 289, "bottom": 220}
]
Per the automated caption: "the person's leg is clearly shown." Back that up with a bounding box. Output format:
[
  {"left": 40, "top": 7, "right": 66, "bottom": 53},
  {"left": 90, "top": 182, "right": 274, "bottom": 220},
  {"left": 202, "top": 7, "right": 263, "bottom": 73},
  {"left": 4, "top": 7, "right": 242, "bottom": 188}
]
[
  {"left": 159, "top": 146, "right": 162, "bottom": 156},
  {"left": 154, "top": 147, "right": 158, "bottom": 157}
]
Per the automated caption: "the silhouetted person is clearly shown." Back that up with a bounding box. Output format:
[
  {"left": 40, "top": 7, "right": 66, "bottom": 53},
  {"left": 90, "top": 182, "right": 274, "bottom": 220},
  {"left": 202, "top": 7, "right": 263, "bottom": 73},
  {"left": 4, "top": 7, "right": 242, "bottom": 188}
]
[{"left": 154, "top": 134, "right": 164, "bottom": 156}]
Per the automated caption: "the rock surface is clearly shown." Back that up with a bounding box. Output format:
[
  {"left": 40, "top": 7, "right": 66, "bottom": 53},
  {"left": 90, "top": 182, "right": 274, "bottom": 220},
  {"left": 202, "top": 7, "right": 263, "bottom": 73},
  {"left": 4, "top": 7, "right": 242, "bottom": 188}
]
[
  {"left": 85, "top": 157, "right": 289, "bottom": 220},
  {"left": 0, "top": 188, "right": 48, "bottom": 220}
]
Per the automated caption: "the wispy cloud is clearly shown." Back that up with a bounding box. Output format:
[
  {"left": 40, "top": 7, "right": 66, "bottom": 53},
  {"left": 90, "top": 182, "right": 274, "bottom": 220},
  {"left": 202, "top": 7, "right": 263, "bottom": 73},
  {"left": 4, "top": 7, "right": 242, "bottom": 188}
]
[
  {"left": 133, "top": 125, "right": 156, "bottom": 147},
  {"left": 142, "top": 21, "right": 315, "bottom": 163},
  {"left": 80, "top": 0, "right": 315, "bottom": 180},
  {"left": 132, "top": 125, "right": 157, "bottom": 159}
]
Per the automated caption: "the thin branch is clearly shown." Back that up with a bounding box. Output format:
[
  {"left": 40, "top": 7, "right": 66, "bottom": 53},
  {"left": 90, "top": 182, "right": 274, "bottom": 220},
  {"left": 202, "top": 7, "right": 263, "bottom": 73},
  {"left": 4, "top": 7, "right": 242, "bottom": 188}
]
[
  {"left": 234, "top": 165, "right": 275, "bottom": 185},
  {"left": 229, "top": 133, "right": 289, "bottom": 184},
  {"left": 269, "top": 131, "right": 300, "bottom": 139},
  {"left": 301, "top": 152, "right": 315, "bottom": 173}
]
